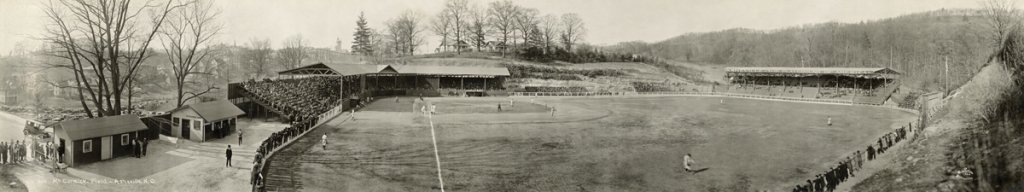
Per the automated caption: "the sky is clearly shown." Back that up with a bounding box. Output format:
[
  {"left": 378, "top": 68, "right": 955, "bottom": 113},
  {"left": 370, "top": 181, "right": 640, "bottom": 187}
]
[{"left": 0, "top": 0, "right": 995, "bottom": 55}]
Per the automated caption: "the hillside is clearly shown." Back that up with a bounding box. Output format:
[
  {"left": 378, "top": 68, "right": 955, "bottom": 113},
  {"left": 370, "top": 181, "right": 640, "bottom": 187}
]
[
  {"left": 850, "top": 28, "right": 1024, "bottom": 191},
  {"left": 606, "top": 9, "right": 994, "bottom": 92},
  {"left": 397, "top": 56, "right": 704, "bottom": 92}
]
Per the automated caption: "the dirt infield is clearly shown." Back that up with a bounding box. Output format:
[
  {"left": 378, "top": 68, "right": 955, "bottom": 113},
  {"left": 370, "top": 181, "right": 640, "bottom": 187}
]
[{"left": 265, "top": 96, "right": 914, "bottom": 191}]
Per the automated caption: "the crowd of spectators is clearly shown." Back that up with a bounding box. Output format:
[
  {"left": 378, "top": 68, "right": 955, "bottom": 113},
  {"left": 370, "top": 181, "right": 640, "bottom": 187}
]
[
  {"left": 630, "top": 82, "right": 695, "bottom": 92},
  {"left": 249, "top": 96, "right": 375, "bottom": 191},
  {"left": 523, "top": 86, "right": 589, "bottom": 92},
  {"left": 241, "top": 77, "right": 342, "bottom": 122},
  {"left": 792, "top": 123, "right": 911, "bottom": 192},
  {"left": 249, "top": 117, "right": 316, "bottom": 191}
]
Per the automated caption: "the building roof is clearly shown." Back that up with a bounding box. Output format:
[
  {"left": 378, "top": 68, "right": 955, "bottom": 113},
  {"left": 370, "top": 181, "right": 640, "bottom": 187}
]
[
  {"left": 724, "top": 67, "right": 900, "bottom": 78},
  {"left": 55, "top": 114, "right": 147, "bottom": 141},
  {"left": 170, "top": 100, "right": 245, "bottom": 121},
  {"left": 392, "top": 65, "right": 511, "bottom": 76},
  {"left": 278, "top": 62, "right": 510, "bottom": 77}
]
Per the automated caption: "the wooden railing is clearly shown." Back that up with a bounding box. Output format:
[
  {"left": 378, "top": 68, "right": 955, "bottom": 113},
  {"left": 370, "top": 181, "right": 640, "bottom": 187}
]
[{"left": 510, "top": 91, "right": 859, "bottom": 105}]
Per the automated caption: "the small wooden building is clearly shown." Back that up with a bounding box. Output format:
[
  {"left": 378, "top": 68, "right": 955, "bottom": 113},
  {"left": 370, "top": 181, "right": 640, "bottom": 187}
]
[
  {"left": 53, "top": 114, "right": 148, "bottom": 167},
  {"left": 169, "top": 100, "right": 245, "bottom": 142}
]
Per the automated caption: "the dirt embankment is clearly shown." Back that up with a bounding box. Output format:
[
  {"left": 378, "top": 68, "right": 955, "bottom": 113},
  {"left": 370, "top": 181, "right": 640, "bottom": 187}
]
[{"left": 851, "top": 29, "right": 1024, "bottom": 191}]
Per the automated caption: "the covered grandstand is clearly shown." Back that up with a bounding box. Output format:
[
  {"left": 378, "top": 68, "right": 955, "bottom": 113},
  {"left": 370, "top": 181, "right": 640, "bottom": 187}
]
[
  {"left": 723, "top": 67, "right": 901, "bottom": 105},
  {"left": 227, "top": 63, "right": 510, "bottom": 122}
]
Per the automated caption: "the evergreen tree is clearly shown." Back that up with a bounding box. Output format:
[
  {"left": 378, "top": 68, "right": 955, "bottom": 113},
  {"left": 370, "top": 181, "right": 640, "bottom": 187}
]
[{"left": 352, "top": 12, "right": 374, "bottom": 56}]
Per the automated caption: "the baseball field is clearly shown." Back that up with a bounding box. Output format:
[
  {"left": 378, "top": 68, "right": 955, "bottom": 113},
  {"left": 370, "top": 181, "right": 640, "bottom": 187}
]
[{"left": 267, "top": 95, "right": 915, "bottom": 191}]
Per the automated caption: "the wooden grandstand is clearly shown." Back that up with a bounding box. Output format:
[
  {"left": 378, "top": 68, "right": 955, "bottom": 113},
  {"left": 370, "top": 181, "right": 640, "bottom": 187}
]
[
  {"left": 723, "top": 67, "right": 901, "bottom": 105},
  {"left": 227, "top": 63, "right": 511, "bottom": 121}
]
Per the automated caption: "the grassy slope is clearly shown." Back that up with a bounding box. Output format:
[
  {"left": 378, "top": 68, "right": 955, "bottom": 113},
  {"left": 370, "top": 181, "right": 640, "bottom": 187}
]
[
  {"left": 405, "top": 56, "right": 705, "bottom": 92},
  {"left": 851, "top": 59, "right": 1015, "bottom": 191}
]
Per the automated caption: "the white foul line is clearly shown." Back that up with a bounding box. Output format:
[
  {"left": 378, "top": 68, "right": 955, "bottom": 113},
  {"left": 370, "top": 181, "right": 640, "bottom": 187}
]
[{"left": 428, "top": 112, "right": 446, "bottom": 192}]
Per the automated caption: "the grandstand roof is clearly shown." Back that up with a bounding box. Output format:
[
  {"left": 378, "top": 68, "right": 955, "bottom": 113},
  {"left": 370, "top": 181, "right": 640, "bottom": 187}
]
[
  {"left": 725, "top": 67, "right": 900, "bottom": 79},
  {"left": 278, "top": 62, "right": 510, "bottom": 77},
  {"left": 392, "top": 65, "right": 511, "bottom": 76}
]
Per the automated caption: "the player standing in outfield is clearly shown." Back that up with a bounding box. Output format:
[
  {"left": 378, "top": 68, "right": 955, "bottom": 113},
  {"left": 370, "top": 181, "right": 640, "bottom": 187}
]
[
  {"left": 497, "top": 104, "right": 502, "bottom": 112},
  {"left": 321, "top": 134, "right": 328, "bottom": 150},
  {"left": 683, "top": 153, "right": 697, "bottom": 173},
  {"left": 827, "top": 116, "right": 833, "bottom": 126},
  {"left": 226, "top": 145, "right": 233, "bottom": 167},
  {"left": 431, "top": 104, "right": 437, "bottom": 115}
]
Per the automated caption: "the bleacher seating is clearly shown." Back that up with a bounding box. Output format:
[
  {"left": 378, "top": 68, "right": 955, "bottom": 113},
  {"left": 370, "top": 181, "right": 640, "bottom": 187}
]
[
  {"left": 240, "top": 77, "right": 342, "bottom": 122},
  {"left": 719, "top": 81, "right": 898, "bottom": 105}
]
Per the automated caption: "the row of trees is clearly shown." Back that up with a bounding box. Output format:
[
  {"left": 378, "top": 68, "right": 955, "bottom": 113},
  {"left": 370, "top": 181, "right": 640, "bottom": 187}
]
[
  {"left": 349, "top": 0, "right": 588, "bottom": 58},
  {"left": 607, "top": 9, "right": 1008, "bottom": 92}
]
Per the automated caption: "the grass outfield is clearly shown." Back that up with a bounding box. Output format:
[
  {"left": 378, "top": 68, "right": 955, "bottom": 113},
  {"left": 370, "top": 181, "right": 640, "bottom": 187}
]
[{"left": 290, "top": 96, "right": 915, "bottom": 191}]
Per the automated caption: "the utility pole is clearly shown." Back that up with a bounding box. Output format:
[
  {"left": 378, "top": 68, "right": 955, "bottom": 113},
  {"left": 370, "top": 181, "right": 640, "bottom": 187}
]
[
  {"left": 944, "top": 56, "right": 949, "bottom": 95},
  {"left": 889, "top": 46, "right": 893, "bottom": 69}
]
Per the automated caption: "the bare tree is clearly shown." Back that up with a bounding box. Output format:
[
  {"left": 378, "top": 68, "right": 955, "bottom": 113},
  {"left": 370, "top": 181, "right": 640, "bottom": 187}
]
[
  {"left": 560, "top": 13, "right": 586, "bottom": 51},
  {"left": 539, "top": 14, "right": 559, "bottom": 53},
  {"left": 443, "top": 0, "right": 470, "bottom": 54},
  {"left": 488, "top": 0, "right": 517, "bottom": 57},
  {"left": 42, "top": 0, "right": 183, "bottom": 117},
  {"left": 160, "top": 0, "right": 221, "bottom": 107},
  {"left": 279, "top": 34, "right": 307, "bottom": 70},
  {"left": 514, "top": 7, "right": 539, "bottom": 50},
  {"left": 245, "top": 38, "right": 272, "bottom": 79},
  {"left": 468, "top": 3, "right": 489, "bottom": 52},
  {"left": 982, "top": 0, "right": 1020, "bottom": 47},
  {"left": 431, "top": 11, "right": 452, "bottom": 52},
  {"left": 385, "top": 19, "right": 403, "bottom": 56},
  {"left": 368, "top": 29, "right": 389, "bottom": 62},
  {"left": 386, "top": 11, "right": 426, "bottom": 56}
]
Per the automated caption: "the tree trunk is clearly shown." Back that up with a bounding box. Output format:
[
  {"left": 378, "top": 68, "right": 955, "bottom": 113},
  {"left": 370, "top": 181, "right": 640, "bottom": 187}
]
[
  {"left": 176, "top": 78, "right": 186, "bottom": 108},
  {"left": 127, "top": 77, "right": 134, "bottom": 112},
  {"left": 73, "top": 70, "right": 94, "bottom": 118}
]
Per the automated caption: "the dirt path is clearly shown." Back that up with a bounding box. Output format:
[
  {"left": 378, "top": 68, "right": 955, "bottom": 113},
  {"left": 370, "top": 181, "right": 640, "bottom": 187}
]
[{"left": 832, "top": 123, "right": 920, "bottom": 192}]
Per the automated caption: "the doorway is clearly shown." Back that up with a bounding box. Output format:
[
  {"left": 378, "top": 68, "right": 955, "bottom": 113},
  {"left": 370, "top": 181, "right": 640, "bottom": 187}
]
[
  {"left": 182, "top": 119, "right": 191, "bottom": 140},
  {"left": 101, "top": 136, "right": 112, "bottom": 160}
]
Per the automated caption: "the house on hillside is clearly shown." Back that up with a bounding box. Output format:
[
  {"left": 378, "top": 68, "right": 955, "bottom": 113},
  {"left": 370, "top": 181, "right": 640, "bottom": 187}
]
[
  {"left": 169, "top": 100, "right": 245, "bottom": 142},
  {"left": 53, "top": 114, "right": 148, "bottom": 167}
]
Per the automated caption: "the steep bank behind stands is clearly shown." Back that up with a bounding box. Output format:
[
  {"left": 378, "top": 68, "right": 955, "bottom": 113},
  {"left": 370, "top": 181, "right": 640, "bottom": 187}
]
[{"left": 851, "top": 29, "right": 1024, "bottom": 191}]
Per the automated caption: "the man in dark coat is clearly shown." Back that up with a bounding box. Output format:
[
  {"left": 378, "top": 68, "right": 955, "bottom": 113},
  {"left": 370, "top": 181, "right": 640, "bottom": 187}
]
[
  {"left": 1, "top": 141, "right": 6, "bottom": 164},
  {"left": 226, "top": 145, "right": 233, "bottom": 167},
  {"left": 142, "top": 138, "right": 148, "bottom": 157},
  {"left": 57, "top": 143, "right": 65, "bottom": 163},
  {"left": 868, "top": 145, "right": 876, "bottom": 160}
]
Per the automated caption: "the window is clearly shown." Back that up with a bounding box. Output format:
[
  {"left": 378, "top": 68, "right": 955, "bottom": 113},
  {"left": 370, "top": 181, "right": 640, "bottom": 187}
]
[
  {"left": 83, "top": 140, "right": 93, "bottom": 153},
  {"left": 193, "top": 121, "right": 201, "bottom": 130},
  {"left": 173, "top": 117, "right": 180, "bottom": 126},
  {"left": 121, "top": 134, "right": 130, "bottom": 146}
]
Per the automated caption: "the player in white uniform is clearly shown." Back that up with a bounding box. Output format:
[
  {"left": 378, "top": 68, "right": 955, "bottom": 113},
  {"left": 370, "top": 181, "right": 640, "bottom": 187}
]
[
  {"left": 683, "top": 153, "right": 696, "bottom": 173},
  {"left": 321, "top": 134, "right": 328, "bottom": 150}
]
